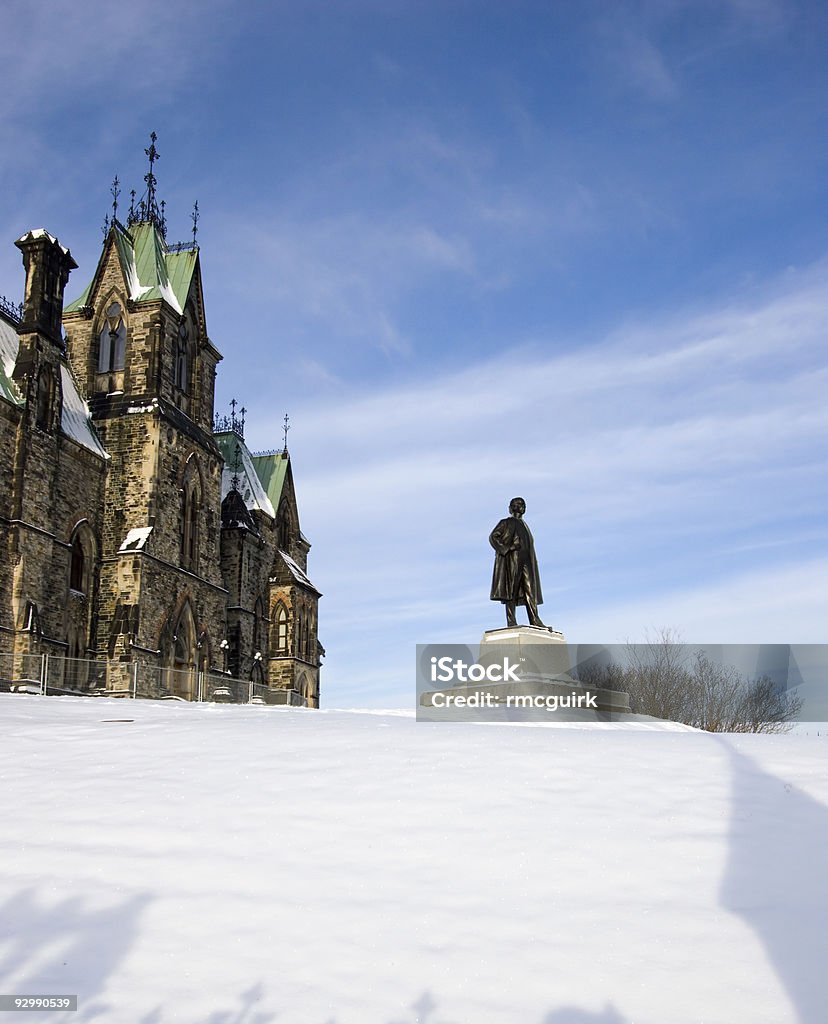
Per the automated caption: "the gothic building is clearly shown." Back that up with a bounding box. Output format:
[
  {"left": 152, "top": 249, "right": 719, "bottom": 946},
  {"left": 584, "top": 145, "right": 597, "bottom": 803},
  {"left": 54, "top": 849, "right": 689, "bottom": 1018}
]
[{"left": 0, "top": 150, "right": 322, "bottom": 706}]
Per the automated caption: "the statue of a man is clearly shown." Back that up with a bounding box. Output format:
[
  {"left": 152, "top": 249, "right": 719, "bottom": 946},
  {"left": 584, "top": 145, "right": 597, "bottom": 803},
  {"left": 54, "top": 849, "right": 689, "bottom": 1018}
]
[{"left": 489, "top": 497, "right": 546, "bottom": 628}]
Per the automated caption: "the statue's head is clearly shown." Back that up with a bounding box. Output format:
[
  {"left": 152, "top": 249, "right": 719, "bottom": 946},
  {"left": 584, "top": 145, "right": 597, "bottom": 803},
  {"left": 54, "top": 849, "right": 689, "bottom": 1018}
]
[{"left": 508, "top": 497, "right": 526, "bottom": 517}]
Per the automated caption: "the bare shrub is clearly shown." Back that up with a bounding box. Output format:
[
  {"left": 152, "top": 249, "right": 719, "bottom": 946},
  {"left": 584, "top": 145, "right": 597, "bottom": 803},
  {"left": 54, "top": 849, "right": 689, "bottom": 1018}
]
[{"left": 581, "top": 631, "right": 803, "bottom": 732}]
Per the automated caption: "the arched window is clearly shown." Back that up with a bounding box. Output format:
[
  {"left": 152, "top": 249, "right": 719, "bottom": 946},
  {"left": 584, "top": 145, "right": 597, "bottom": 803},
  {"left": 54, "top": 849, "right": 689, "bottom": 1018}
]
[
  {"left": 98, "top": 301, "right": 126, "bottom": 373},
  {"left": 277, "top": 498, "right": 293, "bottom": 551},
  {"left": 274, "top": 603, "right": 288, "bottom": 653},
  {"left": 174, "top": 320, "right": 189, "bottom": 392},
  {"left": 69, "top": 536, "right": 85, "bottom": 593},
  {"left": 182, "top": 485, "right": 200, "bottom": 570},
  {"left": 180, "top": 457, "right": 203, "bottom": 572},
  {"left": 68, "top": 523, "right": 96, "bottom": 597}
]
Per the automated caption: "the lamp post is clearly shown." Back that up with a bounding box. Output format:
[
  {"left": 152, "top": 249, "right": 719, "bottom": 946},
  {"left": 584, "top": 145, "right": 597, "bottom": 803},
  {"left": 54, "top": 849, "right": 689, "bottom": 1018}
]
[{"left": 251, "top": 650, "right": 262, "bottom": 703}]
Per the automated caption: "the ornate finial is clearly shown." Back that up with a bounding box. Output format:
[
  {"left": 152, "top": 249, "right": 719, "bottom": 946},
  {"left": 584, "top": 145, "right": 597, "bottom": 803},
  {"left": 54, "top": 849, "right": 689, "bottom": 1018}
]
[
  {"left": 231, "top": 443, "right": 242, "bottom": 492},
  {"left": 101, "top": 212, "right": 110, "bottom": 242},
  {"left": 111, "top": 175, "right": 120, "bottom": 221},
  {"left": 213, "top": 398, "right": 246, "bottom": 439},
  {"left": 143, "top": 131, "right": 161, "bottom": 225},
  {"left": 128, "top": 189, "right": 136, "bottom": 224},
  {"left": 160, "top": 199, "right": 167, "bottom": 239},
  {"left": 282, "top": 413, "right": 290, "bottom": 453},
  {"left": 191, "top": 200, "right": 199, "bottom": 245}
]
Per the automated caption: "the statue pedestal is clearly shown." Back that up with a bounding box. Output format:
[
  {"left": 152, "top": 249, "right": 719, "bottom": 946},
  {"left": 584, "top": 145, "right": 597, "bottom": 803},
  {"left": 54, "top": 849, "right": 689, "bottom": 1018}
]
[
  {"left": 418, "top": 626, "right": 632, "bottom": 720},
  {"left": 480, "top": 625, "right": 570, "bottom": 680}
]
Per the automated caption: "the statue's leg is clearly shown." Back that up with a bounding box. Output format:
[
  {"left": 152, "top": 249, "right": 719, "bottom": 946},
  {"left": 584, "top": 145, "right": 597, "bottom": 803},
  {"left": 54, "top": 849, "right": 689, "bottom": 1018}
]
[
  {"left": 505, "top": 601, "right": 517, "bottom": 627},
  {"left": 521, "top": 567, "right": 545, "bottom": 627}
]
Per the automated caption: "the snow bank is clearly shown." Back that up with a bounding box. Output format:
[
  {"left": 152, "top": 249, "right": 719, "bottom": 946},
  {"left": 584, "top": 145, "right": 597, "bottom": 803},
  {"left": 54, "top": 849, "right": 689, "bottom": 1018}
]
[{"left": 0, "top": 695, "right": 825, "bottom": 1024}]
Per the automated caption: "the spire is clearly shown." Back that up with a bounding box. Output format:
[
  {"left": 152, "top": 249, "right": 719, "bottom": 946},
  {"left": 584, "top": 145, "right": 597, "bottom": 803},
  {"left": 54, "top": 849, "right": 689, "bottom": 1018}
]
[
  {"left": 231, "top": 443, "right": 242, "bottom": 492},
  {"left": 143, "top": 131, "right": 160, "bottom": 223},
  {"left": 126, "top": 131, "right": 166, "bottom": 236},
  {"left": 111, "top": 175, "right": 121, "bottom": 221}
]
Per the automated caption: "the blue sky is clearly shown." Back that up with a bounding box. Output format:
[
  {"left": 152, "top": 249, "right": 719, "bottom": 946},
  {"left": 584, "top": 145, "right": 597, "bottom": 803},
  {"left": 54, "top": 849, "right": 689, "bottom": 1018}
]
[{"left": 1, "top": 0, "right": 827, "bottom": 708}]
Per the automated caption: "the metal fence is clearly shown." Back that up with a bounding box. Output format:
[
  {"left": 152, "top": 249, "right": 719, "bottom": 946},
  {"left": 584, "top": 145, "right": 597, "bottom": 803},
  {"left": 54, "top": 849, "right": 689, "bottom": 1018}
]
[{"left": 0, "top": 652, "right": 306, "bottom": 706}]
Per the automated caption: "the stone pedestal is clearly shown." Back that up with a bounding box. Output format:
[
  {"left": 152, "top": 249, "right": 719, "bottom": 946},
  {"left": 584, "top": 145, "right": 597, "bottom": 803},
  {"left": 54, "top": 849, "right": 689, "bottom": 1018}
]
[
  {"left": 479, "top": 625, "right": 572, "bottom": 682},
  {"left": 418, "top": 625, "right": 632, "bottom": 720}
]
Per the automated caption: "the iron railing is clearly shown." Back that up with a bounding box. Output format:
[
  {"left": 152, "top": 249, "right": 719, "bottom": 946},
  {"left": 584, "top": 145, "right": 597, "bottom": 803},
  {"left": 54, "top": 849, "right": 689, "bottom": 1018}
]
[
  {"left": 0, "top": 295, "right": 23, "bottom": 324},
  {"left": 0, "top": 652, "right": 306, "bottom": 706}
]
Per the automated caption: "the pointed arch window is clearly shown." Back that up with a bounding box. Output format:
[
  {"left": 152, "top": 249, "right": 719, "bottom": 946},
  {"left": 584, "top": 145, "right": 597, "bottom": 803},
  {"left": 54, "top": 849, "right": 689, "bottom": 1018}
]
[
  {"left": 70, "top": 535, "right": 86, "bottom": 593},
  {"left": 181, "top": 458, "right": 203, "bottom": 572},
  {"left": 182, "top": 484, "right": 200, "bottom": 571},
  {"left": 274, "top": 604, "right": 288, "bottom": 654},
  {"left": 68, "top": 523, "right": 96, "bottom": 597},
  {"left": 277, "top": 498, "right": 294, "bottom": 551},
  {"left": 174, "top": 320, "right": 189, "bottom": 393},
  {"left": 98, "top": 301, "right": 126, "bottom": 373}
]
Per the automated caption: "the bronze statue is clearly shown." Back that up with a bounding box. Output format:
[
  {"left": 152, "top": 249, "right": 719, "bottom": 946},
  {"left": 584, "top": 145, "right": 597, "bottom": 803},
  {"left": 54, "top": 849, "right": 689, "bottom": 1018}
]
[{"left": 489, "top": 497, "right": 546, "bottom": 628}]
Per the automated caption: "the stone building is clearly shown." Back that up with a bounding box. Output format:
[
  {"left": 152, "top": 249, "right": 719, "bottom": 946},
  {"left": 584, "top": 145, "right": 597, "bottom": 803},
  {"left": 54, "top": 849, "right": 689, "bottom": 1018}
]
[{"left": 0, "top": 161, "right": 322, "bottom": 706}]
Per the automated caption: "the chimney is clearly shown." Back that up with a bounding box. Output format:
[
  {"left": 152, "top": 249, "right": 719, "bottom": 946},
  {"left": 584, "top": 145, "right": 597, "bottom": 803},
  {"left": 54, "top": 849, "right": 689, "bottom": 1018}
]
[{"left": 14, "top": 229, "right": 78, "bottom": 347}]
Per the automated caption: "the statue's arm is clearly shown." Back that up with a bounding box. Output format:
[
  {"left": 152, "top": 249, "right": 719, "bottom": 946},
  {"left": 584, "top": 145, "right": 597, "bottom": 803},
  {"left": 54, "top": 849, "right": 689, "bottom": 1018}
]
[{"left": 489, "top": 520, "right": 512, "bottom": 556}]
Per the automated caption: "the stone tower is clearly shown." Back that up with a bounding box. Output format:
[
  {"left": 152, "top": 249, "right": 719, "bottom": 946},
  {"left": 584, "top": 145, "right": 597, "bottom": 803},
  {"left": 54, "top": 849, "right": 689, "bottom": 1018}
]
[
  {"left": 1, "top": 136, "right": 323, "bottom": 705},
  {"left": 0, "top": 230, "right": 107, "bottom": 676},
  {"left": 62, "top": 210, "right": 226, "bottom": 693}
]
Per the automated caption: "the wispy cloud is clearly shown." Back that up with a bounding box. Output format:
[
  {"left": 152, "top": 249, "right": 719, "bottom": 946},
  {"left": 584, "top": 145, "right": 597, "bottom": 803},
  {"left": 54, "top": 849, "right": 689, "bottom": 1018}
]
[
  {"left": 246, "top": 260, "right": 828, "bottom": 703},
  {"left": 0, "top": 0, "right": 232, "bottom": 127}
]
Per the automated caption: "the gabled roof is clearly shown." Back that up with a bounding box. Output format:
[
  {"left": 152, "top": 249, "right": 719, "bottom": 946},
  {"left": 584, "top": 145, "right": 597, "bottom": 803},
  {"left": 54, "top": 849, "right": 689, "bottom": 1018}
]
[
  {"left": 276, "top": 548, "right": 321, "bottom": 596},
  {"left": 59, "top": 363, "right": 108, "bottom": 458},
  {"left": 0, "top": 312, "right": 107, "bottom": 457},
  {"left": 65, "top": 221, "right": 198, "bottom": 316},
  {"left": 214, "top": 432, "right": 277, "bottom": 518},
  {"left": 221, "top": 488, "right": 259, "bottom": 534},
  {"left": 250, "top": 450, "right": 290, "bottom": 513}
]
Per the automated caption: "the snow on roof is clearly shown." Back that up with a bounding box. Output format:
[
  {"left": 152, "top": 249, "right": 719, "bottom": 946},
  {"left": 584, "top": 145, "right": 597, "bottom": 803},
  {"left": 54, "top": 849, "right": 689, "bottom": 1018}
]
[
  {"left": 59, "top": 364, "right": 108, "bottom": 459},
  {"left": 119, "top": 526, "right": 153, "bottom": 552},
  {"left": 0, "top": 317, "right": 106, "bottom": 453},
  {"left": 0, "top": 316, "right": 23, "bottom": 406},
  {"left": 157, "top": 278, "right": 183, "bottom": 315},
  {"left": 66, "top": 222, "right": 192, "bottom": 315},
  {"left": 16, "top": 228, "right": 72, "bottom": 256},
  {"left": 217, "top": 434, "right": 276, "bottom": 518},
  {"left": 277, "top": 548, "right": 320, "bottom": 594}
]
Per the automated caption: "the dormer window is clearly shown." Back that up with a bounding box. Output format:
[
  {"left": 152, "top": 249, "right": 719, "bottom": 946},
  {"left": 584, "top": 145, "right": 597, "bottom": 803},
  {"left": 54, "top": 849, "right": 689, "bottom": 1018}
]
[{"left": 98, "top": 301, "right": 126, "bottom": 372}]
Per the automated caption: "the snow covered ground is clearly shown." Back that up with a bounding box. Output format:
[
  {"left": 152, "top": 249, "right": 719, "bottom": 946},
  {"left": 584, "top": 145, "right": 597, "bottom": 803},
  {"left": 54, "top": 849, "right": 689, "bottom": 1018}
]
[{"left": 1, "top": 695, "right": 826, "bottom": 1024}]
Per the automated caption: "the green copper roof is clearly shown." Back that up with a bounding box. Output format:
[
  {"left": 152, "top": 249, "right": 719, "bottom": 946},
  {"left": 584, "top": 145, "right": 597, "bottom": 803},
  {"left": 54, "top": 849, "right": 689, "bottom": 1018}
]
[
  {"left": 251, "top": 451, "right": 290, "bottom": 512},
  {"left": 65, "top": 221, "right": 198, "bottom": 315},
  {"left": 64, "top": 280, "right": 91, "bottom": 313},
  {"left": 215, "top": 433, "right": 287, "bottom": 518}
]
